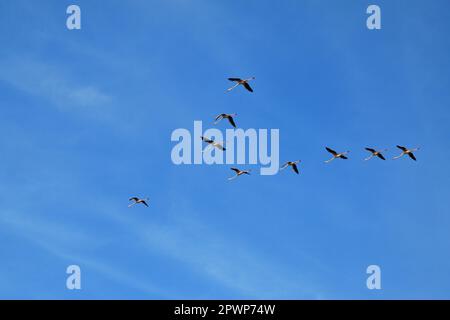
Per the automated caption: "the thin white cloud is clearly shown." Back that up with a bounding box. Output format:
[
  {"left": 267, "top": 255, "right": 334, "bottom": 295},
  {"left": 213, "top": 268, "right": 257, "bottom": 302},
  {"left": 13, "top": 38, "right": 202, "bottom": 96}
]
[
  {"left": 105, "top": 206, "right": 324, "bottom": 299},
  {"left": 0, "top": 56, "right": 111, "bottom": 110},
  {"left": 0, "top": 211, "right": 164, "bottom": 297}
]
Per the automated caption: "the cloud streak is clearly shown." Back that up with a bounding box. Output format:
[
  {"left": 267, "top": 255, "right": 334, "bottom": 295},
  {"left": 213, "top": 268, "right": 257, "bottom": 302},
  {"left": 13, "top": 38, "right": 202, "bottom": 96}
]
[
  {"left": 0, "top": 56, "right": 112, "bottom": 111},
  {"left": 103, "top": 204, "right": 325, "bottom": 299},
  {"left": 0, "top": 210, "right": 165, "bottom": 298}
]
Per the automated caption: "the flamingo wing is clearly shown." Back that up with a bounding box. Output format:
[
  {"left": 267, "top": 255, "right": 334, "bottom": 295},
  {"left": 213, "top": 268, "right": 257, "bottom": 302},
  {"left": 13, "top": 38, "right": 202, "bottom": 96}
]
[
  {"left": 408, "top": 153, "right": 417, "bottom": 161},
  {"left": 201, "top": 136, "right": 214, "bottom": 144},
  {"left": 228, "top": 116, "right": 237, "bottom": 128},
  {"left": 326, "top": 147, "right": 337, "bottom": 155},
  {"left": 243, "top": 82, "right": 253, "bottom": 92}
]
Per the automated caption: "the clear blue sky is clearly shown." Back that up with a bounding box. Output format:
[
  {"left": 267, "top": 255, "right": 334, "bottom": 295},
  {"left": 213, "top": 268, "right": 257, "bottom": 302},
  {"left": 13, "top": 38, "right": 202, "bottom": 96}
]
[{"left": 1, "top": 0, "right": 449, "bottom": 299}]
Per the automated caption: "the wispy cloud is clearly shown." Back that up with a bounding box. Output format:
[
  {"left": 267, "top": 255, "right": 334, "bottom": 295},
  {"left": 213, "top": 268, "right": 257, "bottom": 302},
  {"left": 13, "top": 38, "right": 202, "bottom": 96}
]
[
  {"left": 103, "top": 203, "right": 325, "bottom": 299},
  {"left": 0, "top": 56, "right": 111, "bottom": 110},
  {"left": 0, "top": 211, "right": 164, "bottom": 298}
]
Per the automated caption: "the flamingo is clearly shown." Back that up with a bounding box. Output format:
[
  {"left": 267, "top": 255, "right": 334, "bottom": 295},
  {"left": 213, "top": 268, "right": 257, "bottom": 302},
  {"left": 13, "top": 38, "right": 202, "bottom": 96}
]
[
  {"left": 214, "top": 113, "right": 237, "bottom": 128},
  {"left": 393, "top": 145, "right": 420, "bottom": 161},
  {"left": 201, "top": 136, "right": 226, "bottom": 151},
  {"left": 280, "top": 160, "right": 301, "bottom": 174},
  {"left": 228, "top": 168, "right": 251, "bottom": 180},
  {"left": 227, "top": 77, "right": 255, "bottom": 93},
  {"left": 364, "top": 148, "right": 387, "bottom": 161},
  {"left": 128, "top": 197, "right": 149, "bottom": 207},
  {"left": 325, "top": 147, "right": 350, "bottom": 163}
]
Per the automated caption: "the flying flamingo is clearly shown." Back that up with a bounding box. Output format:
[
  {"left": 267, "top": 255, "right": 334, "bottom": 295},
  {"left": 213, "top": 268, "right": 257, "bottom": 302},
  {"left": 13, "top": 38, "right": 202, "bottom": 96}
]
[
  {"left": 228, "top": 168, "right": 251, "bottom": 180},
  {"left": 201, "top": 136, "right": 226, "bottom": 151},
  {"left": 214, "top": 113, "right": 237, "bottom": 128},
  {"left": 364, "top": 148, "right": 387, "bottom": 161},
  {"left": 128, "top": 197, "right": 149, "bottom": 207},
  {"left": 280, "top": 160, "right": 301, "bottom": 174},
  {"left": 393, "top": 145, "right": 420, "bottom": 161},
  {"left": 226, "top": 77, "right": 255, "bottom": 93},
  {"left": 324, "top": 147, "right": 350, "bottom": 163}
]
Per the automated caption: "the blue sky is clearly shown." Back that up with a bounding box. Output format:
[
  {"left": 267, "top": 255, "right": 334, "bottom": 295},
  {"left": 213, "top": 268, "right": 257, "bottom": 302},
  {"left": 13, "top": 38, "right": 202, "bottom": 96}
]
[{"left": 0, "top": 0, "right": 449, "bottom": 299}]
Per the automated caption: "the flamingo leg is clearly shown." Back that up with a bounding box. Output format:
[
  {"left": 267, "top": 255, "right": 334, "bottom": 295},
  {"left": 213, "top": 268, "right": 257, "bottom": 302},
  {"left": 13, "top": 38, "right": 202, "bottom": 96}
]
[
  {"left": 325, "top": 157, "right": 335, "bottom": 163},
  {"left": 226, "top": 83, "right": 240, "bottom": 92}
]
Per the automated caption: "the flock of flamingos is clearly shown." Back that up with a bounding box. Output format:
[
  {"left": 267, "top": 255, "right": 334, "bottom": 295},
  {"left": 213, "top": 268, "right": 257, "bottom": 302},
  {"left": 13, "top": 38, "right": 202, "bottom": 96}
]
[{"left": 128, "top": 77, "right": 420, "bottom": 208}]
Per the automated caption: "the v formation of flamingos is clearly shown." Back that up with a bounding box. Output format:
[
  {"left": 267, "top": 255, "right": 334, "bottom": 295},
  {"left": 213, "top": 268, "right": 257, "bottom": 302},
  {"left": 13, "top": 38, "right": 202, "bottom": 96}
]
[
  {"left": 210, "top": 79, "right": 419, "bottom": 180},
  {"left": 129, "top": 76, "right": 421, "bottom": 203}
]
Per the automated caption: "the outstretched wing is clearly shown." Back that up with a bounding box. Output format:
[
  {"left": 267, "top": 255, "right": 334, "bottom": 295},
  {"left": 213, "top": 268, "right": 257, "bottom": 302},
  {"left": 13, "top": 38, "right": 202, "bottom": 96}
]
[
  {"left": 340, "top": 155, "right": 348, "bottom": 160},
  {"left": 377, "top": 153, "right": 386, "bottom": 160},
  {"left": 326, "top": 147, "right": 337, "bottom": 155},
  {"left": 408, "top": 152, "right": 417, "bottom": 161},
  {"left": 215, "top": 114, "right": 224, "bottom": 121},
  {"left": 228, "top": 78, "right": 242, "bottom": 82},
  {"left": 215, "top": 143, "right": 226, "bottom": 151},
  {"left": 201, "top": 136, "right": 213, "bottom": 144},
  {"left": 397, "top": 145, "right": 407, "bottom": 151},
  {"left": 365, "top": 148, "right": 376, "bottom": 153},
  {"left": 141, "top": 200, "right": 149, "bottom": 207},
  {"left": 292, "top": 163, "right": 299, "bottom": 174},
  {"left": 231, "top": 168, "right": 240, "bottom": 173},
  {"left": 129, "top": 197, "right": 139, "bottom": 201},
  {"left": 228, "top": 116, "right": 237, "bottom": 128},
  {"left": 243, "top": 82, "right": 253, "bottom": 92}
]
